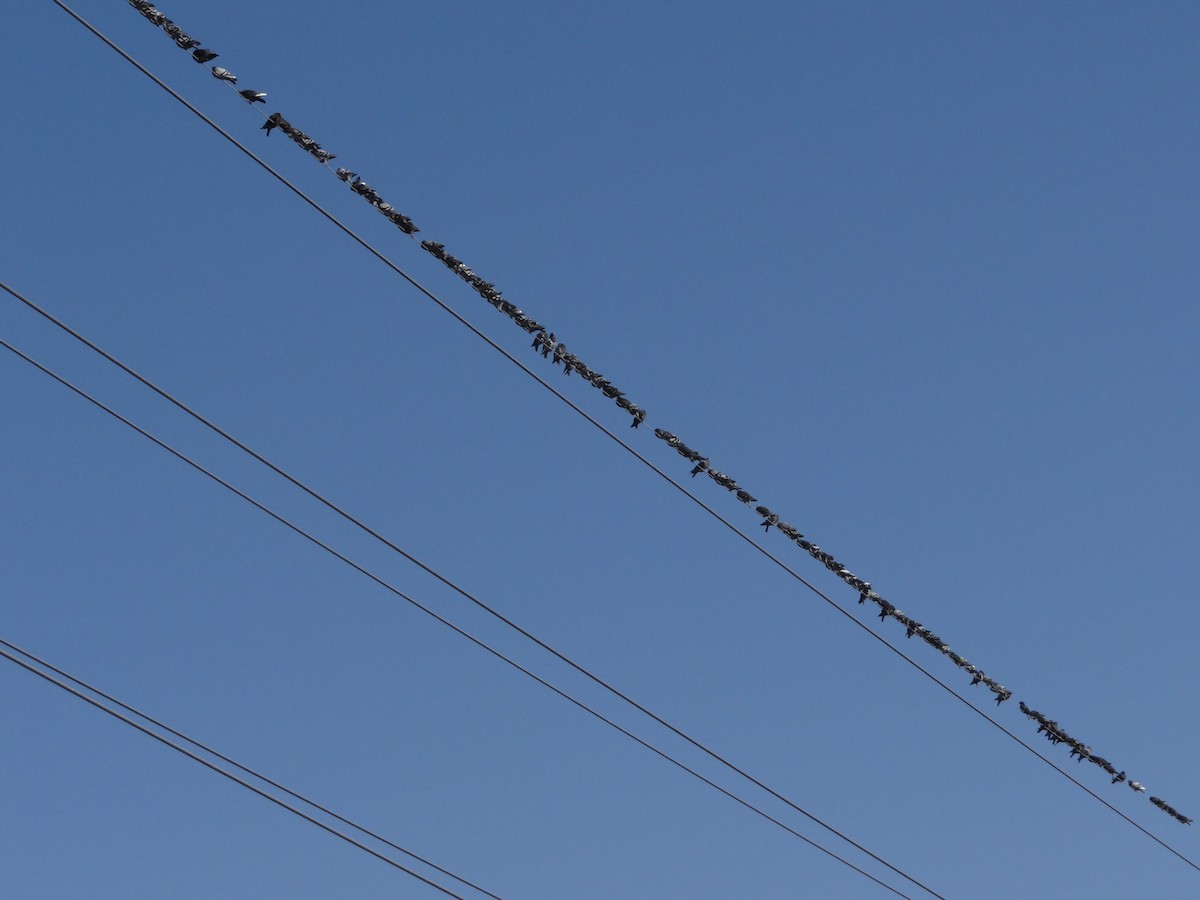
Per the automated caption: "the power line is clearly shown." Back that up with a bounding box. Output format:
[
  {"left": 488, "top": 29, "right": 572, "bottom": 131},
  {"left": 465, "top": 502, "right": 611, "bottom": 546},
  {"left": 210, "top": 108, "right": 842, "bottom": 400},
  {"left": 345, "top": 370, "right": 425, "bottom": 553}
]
[
  {"left": 0, "top": 639, "right": 472, "bottom": 899},
  {"left": 0, "top": 633, "right": 506, "bottom": 899},
  {"left": 0, "top": 275, "right": 945, "bottom": 898},
  {"left": 40, "top": 0, "right": 1200, "bottom": 870},
  {"left": 0, "top": 333, "right": 925, "bottom": 900}
]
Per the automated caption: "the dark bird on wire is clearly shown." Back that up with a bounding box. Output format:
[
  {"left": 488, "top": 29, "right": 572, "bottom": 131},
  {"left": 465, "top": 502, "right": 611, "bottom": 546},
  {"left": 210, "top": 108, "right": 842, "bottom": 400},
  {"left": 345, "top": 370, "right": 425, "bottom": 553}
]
[
  {"left": 262, "top": 113, "right": 289, "bottom": 136},
  {"left": 239, "top": 89, "right": 267, "bottom": 104},
  {"left": 211, "top": 66, "right": 237, "bottom": 83},
  {"left": 312, "top": 149, "right": 336, "bottom": 164},
  {"left": 1112, "top": 771, "right": 1126, "bottom": 785},
  {"left": 164, "top": 25, "right": 200, "bottom": 50},
  {"left": 192, "top": 48, "right": 219, "bottom": 64}
]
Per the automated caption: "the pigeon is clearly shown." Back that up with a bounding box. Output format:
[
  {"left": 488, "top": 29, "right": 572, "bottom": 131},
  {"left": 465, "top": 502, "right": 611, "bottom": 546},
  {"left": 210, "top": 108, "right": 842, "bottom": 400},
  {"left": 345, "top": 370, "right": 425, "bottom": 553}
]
[
  {"left": 211, "top": 67, "right": 237, "bottom": 84},
  {"left": 1129, "top": 781, "right": 1146, "bottom": 793},
  {"left": 389, "top": 213, "right": 419, "bottom": 234},
  {"left": 601, "top": 384, "right": 625, "bottom": 400},
  {"left": 164, "top": 26, "right": 200, "bottom": 50},
  {"left": 192, "top": 48, "right": 219, "bottom": 64},
  {"left": 1111, "top": 771, "right": 1126, "bottom": 785},
  {"left": 239, "top": 89, "right": 267, "bottom": 104},
  {"left": 630, "top": 407, "right": 646, "bottom": 428},
  {"left": 690, "top": 459, "right": 710, "bottom": 477},
  {"left": 312, "top": 148, "right": 336, "bottom": 164},
  {"left": 139, "top": 7, "right": 167, "bottom": 27},
  {"left": 262, "top": 113, "right": 289, "bottom": 136},
  {"left": 335, "top": 168, "right": 357, "bottom": 183}
]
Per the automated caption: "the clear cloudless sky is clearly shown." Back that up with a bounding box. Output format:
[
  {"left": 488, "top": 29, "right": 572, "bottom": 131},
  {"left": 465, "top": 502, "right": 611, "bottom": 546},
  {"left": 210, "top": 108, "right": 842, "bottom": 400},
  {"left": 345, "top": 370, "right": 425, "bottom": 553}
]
[{"left": 2, "top": 1, "right": 1198, "bottom": 897}]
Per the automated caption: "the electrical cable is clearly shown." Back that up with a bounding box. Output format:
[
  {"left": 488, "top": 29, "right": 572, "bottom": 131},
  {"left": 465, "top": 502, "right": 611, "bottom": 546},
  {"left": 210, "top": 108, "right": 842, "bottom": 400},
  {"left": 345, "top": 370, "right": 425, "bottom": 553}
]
[
  {"left": 0, "top": 280, "right": 945, "bottom": 898},
  {"left": 0, "top": 333, "right": 924, "bottom": 900},
  {"left": 39, "top": 0, "right": 1200, "bottom": 872},
  {"left": 0, "top": 640, "right": 471, "bottom": 899},
  {"left": 0, "top": 633, "right": 505, "bottom": 899}
]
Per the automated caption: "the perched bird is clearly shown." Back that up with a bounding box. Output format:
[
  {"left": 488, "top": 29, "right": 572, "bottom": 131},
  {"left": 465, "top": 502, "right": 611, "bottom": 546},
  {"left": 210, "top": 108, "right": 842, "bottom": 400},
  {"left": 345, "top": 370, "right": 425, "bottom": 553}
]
[
  {"left": 239, "top": 89, "right": 267, "bottom": 104},
  {"left": 336, "top": 168, "right": 358, "bottom": 183},
  {"left": 1129, "top": 781, "right": 1146, "bottom": 793},
  {"left": 164, "top": 26, "right": 200, "bottom": 50},
  {"left": 262, "top": 113, "right": 289, "bottom": 136},
  {"left": 1112, "top": 771, "right": 1126, "bottom": 785},
  {"left": 312, "top": 148, "right": 336, "bottom": 164},
  {"left": 760, "top": 513, "right": 780, "bottom": 533},
  {"left": 630, "top": 407, "right": 646, "bottom": 428},
  {"left": 192, "top": 48, "right": 219, "bottom": 64},
  {"left": 690, "top": 459, "right": 710, "bottom": 477},
  {"left": 211, "top": 66, "right": 237, "bottom": 84}
]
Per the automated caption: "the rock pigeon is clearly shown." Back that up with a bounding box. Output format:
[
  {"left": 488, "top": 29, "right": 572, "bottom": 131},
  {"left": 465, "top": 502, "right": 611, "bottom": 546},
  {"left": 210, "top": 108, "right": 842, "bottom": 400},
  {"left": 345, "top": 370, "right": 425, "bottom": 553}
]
[
  {"left": 192, "top": 48, "right": 219, "bottom": 64},
  {"left": 262, "top": 113, "right": 289, "bottom": 136},
  {"left": 211, "top": 66, "right": 237, "bottom": 83},
  {"left": 239, "top": 89, "right": 267, "bottom": 104}
]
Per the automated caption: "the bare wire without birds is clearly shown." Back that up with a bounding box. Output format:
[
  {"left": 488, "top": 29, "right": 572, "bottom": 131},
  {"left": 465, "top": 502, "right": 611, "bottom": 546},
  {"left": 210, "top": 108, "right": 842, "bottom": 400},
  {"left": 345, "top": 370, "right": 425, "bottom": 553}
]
[
  {"left": 0, "top": 639, "right": 473, "bottom": 899},
  {"left": 0, "top": 332, "right": 925, "bottom": 900}
]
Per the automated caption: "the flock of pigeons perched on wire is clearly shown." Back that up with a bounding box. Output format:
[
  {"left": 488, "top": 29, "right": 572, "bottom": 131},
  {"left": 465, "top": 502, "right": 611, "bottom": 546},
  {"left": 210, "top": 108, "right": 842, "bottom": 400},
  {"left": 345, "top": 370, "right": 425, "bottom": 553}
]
[
  {"left": 125, "top": 0, "right": 1191, "bottom": 829},
  {"left": 654, "top": 419, "right": 1020, "bottom": 701}
]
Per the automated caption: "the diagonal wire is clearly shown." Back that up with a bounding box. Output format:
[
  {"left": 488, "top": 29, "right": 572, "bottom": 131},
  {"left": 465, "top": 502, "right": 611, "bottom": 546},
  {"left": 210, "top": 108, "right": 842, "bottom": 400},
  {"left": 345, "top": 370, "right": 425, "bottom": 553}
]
[
  {"left": 40, "top": 0, "right": 1200, "bottom": 873},
  {"left": 0, "top": 633, "right": 505, "bottom": 900},
  {"left": 0, "top": 333, "right": 922, "bottom": 900},
  {"left": 0, "top": 641, "right": 470, "bottom": 899},
  {"left": 0, "top": 281, "right": 950, "bottom": 897}
]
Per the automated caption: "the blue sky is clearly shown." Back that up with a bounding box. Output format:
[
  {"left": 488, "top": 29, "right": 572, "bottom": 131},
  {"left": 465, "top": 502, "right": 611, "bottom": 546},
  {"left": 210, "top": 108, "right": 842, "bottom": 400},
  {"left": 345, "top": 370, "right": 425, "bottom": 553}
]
[{"left": 3, "top": 1, "right": 1198, "bottom": 897}]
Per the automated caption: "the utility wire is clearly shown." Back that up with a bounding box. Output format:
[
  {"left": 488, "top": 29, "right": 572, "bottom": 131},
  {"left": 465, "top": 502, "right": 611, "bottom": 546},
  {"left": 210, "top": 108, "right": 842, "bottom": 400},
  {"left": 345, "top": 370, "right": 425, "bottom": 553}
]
[
  {"left": 0, "top": 633, "right": 505, "bottom": 900},
  {"left": 0, "top": 640, "right": 470, "bottom": 899},
  {"left": 0, "top": 281, "right": 945, "bottom": 899},
  {"left": 41, "top": 0, "right": 1200, "bottom": 872},
  {"left": 0, "top": 333, "right": 921, "bottom": 900}
]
